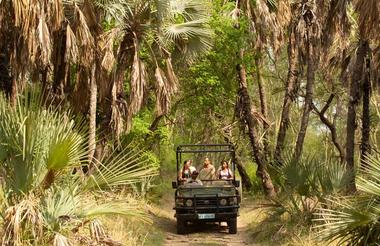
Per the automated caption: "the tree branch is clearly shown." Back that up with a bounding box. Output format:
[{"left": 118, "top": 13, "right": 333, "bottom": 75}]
[{"left": 311, "top": 94, "right": 345, "bottom": 162}]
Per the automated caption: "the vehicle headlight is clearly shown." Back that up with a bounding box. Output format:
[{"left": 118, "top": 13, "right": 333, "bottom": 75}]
[
  {"left": 185, "top": 199, "right": 193, "bottom": 207},
  {"left": 220, "top": 198, "right": 227, "bottom": 206},
  {"left": 176, "top": 198, "right": 184, "bottom": 206},
  {"left": 229, "top": 197, "right": 238, "bottom": 205}
]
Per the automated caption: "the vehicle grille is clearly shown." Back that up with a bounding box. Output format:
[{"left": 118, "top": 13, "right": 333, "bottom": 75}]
[{"left": 195, "top": 198, "right": 217, "bottom": 207}]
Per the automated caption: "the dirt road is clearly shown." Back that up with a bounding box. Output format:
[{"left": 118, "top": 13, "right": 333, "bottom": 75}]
[{"left": 149, "top": 195, "right": 262, "bottom": 246}]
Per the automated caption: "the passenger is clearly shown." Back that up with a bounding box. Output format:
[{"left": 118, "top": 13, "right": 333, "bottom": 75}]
[
  {"left": 198, "top": 157, "right": 216, "bottom": 180},
  {"left": 186, "top": 171, "right": 203, "bottom": 185},
  {"left": 179, "top": 159, "right": 196, "bottom": 181},
  {"left": 218, "top": 160, "right": 233, "bottom": 180}
]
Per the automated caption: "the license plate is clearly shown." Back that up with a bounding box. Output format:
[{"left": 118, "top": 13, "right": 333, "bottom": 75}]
[{"left": 198, "top": 213, "right": 215, "bottom": 219}]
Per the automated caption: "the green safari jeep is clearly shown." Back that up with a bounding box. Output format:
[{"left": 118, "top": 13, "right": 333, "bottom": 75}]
[{"left": 172, "top": 144, "right": 241, "bottom": 234}]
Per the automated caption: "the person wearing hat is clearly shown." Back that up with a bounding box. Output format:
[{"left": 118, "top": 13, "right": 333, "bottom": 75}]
[{"left": 186, "top": 170, "right": 203, "bottom": 185}]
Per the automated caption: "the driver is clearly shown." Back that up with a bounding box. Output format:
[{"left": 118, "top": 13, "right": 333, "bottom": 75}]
[{"left": 198, "top": 157, "right": 216, "bottom": 180}]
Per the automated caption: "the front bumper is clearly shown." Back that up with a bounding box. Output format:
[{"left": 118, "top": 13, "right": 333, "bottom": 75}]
[{"left": 176, "top": 211, "right": 238, "bottom": 222}]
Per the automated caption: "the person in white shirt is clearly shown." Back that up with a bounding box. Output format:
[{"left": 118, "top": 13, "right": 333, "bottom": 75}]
[
  {"left": 179, "top": 159, "right": 196, "bottom": 181},
  {"left": 218, "top": 160, "right": 233, "bottom": 180}
]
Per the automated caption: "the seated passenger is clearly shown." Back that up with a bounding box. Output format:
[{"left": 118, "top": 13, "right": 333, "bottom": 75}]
[
  {"left": 179, "top": 159, "right": 196, "bottom": 181},
  {"left": 198, "top": 157, "right": 216, "bottom": 180},
  {"left": 186, "top": 171, "right": 203, "bottom": 185},
  {"left": 218, "top": 160, "right": 233, "bottom": 180}
]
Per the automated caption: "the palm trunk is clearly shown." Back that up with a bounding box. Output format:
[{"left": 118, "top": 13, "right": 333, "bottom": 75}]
[
  {"left": 360, "top": 56, "right": 371, "bottom": 166},
  {"left": 274, "top": 25, "right": 299, "bottom": 165},
  {"left": 10, "top": 77, "right": 17, "bottom": 105},
  {"left": 255, "top": 56, "right": 270, "bottom": 161},
  {"left": 52, "top": 25, "right": 68, "bottom": 99},
  {"left": 294, "top": 27, "right": 316, "bottom": 161},
  {"left": 0, "top": 44, "right": 12, "bottom": 97},
  {"left": 237, "top": 49, "right": 275, "bottom": 197},
  {"left": 88, "top": 65, "right": 97, "bottom": 165},
  {"left": 346, "top": 40, "right": 369, "bottom": 191}
]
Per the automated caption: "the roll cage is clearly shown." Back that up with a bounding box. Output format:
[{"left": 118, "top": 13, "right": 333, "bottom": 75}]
[{"left": 175, "top": 144, "right": 237, "bottom": 183}]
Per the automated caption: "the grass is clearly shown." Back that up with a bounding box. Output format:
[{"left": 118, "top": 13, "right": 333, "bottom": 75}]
[
  {"left": 244, "top": 201, "right": 335, "bottom": 246},
  {"left": 103, "top": 213, "right": 165, "bottom": 246}
]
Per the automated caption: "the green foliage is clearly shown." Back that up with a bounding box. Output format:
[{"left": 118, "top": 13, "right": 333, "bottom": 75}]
[
  {"left": 315, "top": 156, "right": 380, "bottom": 245},
  {"left": 127, "top": 110, "right": 171, "bottom": 145},
  {"left": 0, "top": 91, "right": 158, "bottom": 245},
  {"left": 175, "top": 3, "right": 254, "bottom": 143},
  {"left": 271, "top": 154, "right": 350, "bottom": 225},
  {"left": 0, "top": 92, "right": 87, "bottom": 194}
]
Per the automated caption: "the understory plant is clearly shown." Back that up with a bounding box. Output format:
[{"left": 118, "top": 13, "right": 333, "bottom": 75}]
[
  {"left": 270, "top": 154, "right": 351, "bottom": 224},
  {"left": 314, "top": 156, "right": 380, "bottom": 245},
  {"left": 0, "top": 92, "right": 158, "bottom": 245}
]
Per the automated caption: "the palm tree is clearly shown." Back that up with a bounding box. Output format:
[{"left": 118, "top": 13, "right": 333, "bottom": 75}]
[
  {"left": 293, "top": 1, "right": 321, "bottom": 161},
  {"left": 351, "top": 0, "right": 380, "bottom": 168},
  {"left": 233, "top": 0, "right": 278, "bottom": 197},
  {"left": 0, "top": 0, "right": 212, "bottom": 164},
  {"left": 93, "top": 0, "right": 213, "bottom": 137},
  {"left": 274, "top": 1, "right": 301, "bottom": 165}
]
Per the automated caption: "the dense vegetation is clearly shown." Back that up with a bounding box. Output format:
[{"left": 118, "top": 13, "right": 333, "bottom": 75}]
[{"left": 1, "top": 0, "right": 380, "bottom": 245}]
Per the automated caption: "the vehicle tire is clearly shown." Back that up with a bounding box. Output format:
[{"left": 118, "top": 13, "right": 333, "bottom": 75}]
[
  {"left": 177, "top": 218, "right": 186, "bottom": 234},
  {"left": 228, "top": 218, "right": 237, "bottom": 234}
]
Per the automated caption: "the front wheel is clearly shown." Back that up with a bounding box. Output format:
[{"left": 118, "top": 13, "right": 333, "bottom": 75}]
[
  {"left": 176, "top": 218, "right": 186, "bottom": 234},
  {"left": 228, "top": 218, "right": 237, "bottom": 234}
]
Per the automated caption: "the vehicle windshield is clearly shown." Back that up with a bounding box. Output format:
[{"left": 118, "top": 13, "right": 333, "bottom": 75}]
[
  {"left": 181, "top": 180, "right": 233, "bottom": 187},
  {"left": 177, "top": 185, "right": 236, "bottom": 197}
]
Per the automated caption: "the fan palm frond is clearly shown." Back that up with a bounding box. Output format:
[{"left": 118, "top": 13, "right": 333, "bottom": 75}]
[
  {"left": 357, "top": 156, "right": 380, "bottom": 196},
  {"left": 83, "top": 142, "right": 159, "bottom": 191},
  {"left": 41, "top": 187, "right": 80, "bottom": 232},
  {"left": 0, "top": 91, "right": 89, "bottom": 194},
  {"left": 314, "top": 196, "right": 380, "bottom": 245},
  {"left": 315, "top": 155, "right": 380, "bottom": 245},
  {"left": 80, "top": 201, "right": 149, "bottom": 222}
]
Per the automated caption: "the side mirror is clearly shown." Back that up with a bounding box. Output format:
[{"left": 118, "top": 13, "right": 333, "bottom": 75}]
[
  {"left": 233, "top": 180, "right": 240, "bottom": 188},
  {"left": 172, "top": 181, "right": 178, "bottom": 189}
]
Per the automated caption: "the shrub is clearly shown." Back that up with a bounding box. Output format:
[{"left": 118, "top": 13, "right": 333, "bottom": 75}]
[
  {"left": 0, "top": 92, "right": 158, "bottom": 245},
  {"left": 314, "top": 156, "right": 380, "bottom": 245}
]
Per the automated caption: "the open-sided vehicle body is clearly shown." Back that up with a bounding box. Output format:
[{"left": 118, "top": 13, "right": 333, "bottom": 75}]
[{"left": 172, "top": 144, "right": 241, "bottom": 234}]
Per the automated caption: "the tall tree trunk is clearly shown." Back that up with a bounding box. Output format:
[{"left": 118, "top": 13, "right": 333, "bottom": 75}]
[
  {"left": 255, "top": 55, "right": 270, "bottom": 161},
  {"left": 223, "top": 129, "right": 253, "bottom": 191},
  {"left": 0, "top": 44, "right": 12, "bottom": 97},
  {"left": 346, "top": 40, "right": 369, "bottom": 191},
  {"left": 294, "top": 26, "right": 316, "bottom": 161},
  {"left": 10, "top": 77, "right": 17, "bottom": 105},
  {"left": 88, "top": 65, "right": 97, "bottom": 164},
  {"left": 274, "top": 24, "right": 299, "bottom": 165},
  {"left": 52, "top": 25, "right": 68, "bottom": 99},
  {"left": 237, "top": 49, "right": 276, "bottom": 197},
  {"left": 360, "top": 55, "right": 371, "bottom": 166},
  {"left": 234, "top": 152, "right": 253, "bottom": 191}
]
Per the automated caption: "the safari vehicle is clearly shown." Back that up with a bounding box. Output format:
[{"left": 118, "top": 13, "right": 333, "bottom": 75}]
[{"left": 172, "top": 144, "right": 241, "bottom": 234}]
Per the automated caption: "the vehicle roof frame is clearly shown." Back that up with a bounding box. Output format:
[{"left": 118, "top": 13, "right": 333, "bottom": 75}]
[{"left": 176, "top": 144, "right": 236, "bottom": 182}]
